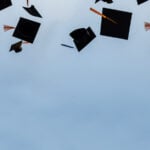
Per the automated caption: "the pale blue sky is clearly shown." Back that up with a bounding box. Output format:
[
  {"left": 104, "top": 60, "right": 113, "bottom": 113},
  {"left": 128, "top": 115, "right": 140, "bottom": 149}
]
[{"left": 0, "top": 0, "right": 150, "bottom": 150}]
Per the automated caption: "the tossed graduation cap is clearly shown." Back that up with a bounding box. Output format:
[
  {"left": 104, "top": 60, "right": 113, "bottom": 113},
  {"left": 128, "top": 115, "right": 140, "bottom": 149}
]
[
  {"left": 95, "top": 0, "right": 113, "bottom": 3},
  {"left": 70, "top": 27, "right": 96, "bottom": 51},
  {"left": 100, "top": 8, "right": 132, "bottom": 40},
  {"left": 0, "top": 0, "right": 12, "bottom": 10},
  {"left": 137, "top": 0, "right": 149, "bottom": 4},
  {"left": 9, "top": 41, "right": 30, "bottom": 53},
  {"left": 12, "top": 17, "right": 41, "bottom": 43},
  {"left": 23, "top": 5, "right": 42, "bottom": 18},
  {"left": 10, "top": 41, "right": 23, "bottom": 53}
]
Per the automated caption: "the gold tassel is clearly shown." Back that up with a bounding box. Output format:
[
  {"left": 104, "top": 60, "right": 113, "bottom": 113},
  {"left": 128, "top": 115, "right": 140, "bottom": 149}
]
[
  {"left": 90, "top": 7, "right": 117, "bottom": 24},
  {"left": 3, "top": 25, "right": 15, "bottom": 32},
  {"left": 144, "top": 22, "right": 150, "bottom": 31}
]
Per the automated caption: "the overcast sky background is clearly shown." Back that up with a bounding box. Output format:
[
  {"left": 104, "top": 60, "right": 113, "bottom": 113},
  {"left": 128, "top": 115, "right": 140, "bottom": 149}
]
[{"left": 0, "top": 0, "right": 150, "bottom": 149}]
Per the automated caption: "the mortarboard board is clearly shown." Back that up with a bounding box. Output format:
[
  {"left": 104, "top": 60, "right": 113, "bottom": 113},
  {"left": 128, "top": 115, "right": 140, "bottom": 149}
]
[
  {"left": 10, "top": 41, "right": 23, "bottom": 53},
  {"left": 137, "top": 0, "right": 149, "bottom": 4},
  {"left": 12, "top": 17, "right": 41, "bottom": 43},
  {"left": 70, "top": 27, "right": 96, "bottom": 51},
  {"left": 23, "top": 5, "right": 42, "bottom": 18},
  {"left": 100, "top": 8, "right": 132, "bottom": 40},
  {"left": 0, "top": 0, "right": 12, "bottom": 10}
]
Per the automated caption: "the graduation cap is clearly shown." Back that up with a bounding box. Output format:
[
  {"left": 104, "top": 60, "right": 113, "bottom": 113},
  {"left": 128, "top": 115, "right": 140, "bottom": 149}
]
[
  {"left": 70, "top": 27, "right": 96, "bottom": 51},
  {"left": 137, "top": 0, "right": 149, "bottom": 5},
  {"left": 9, "top": 41, "right": 30, "bottom": 53},
  {"left": 95, "top": 0, "right": 113, "bottom": 3},
  {"left": 12, "top": 17, "right": 41, "bottom": 43},
  {"left": 0, "top": 0, "right": 12, "bottom": 10},
  {"left": 23, "top": 5, "right": 42, "bottom": 18},
  {"left": 100, "top": 8, "right": 132, "bottom": 40},
  {"left": 10, "top": 41, "right": 23, "bottom": 53}
]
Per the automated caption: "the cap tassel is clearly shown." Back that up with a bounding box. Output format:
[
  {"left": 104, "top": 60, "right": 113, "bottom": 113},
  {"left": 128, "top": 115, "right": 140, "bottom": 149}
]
[
  {"left": 90, "top": 7, "right": 117, "bottom": 24},
  {"left": 27, "top": 0, "right": 29, "bottom": 6},
  {"left": 3, "top": 25, "right": 15, "bottom": 32},
  {"left": 144, "top": 22, "right": 150, "bottom": 31},
  {"left": 61, "top": 44, "right": 74, "bottom": 48}
]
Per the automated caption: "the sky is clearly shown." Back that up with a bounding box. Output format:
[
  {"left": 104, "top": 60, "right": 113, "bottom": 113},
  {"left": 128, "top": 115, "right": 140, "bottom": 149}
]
[{"left": 0, "top": 0, "right": 150, "bottom": 149}]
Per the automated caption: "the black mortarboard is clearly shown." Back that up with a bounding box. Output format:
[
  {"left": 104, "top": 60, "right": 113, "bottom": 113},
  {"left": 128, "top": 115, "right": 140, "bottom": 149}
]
[
  {"left": 10, "top": 41, "right": 23, "bottom": 53},
  {"left": 137, "top": 0, "right": 148, "bottom": 4},
  {"left": 12, "top": 17, "right": 41, "bottom": 43},
  {"left": 70, "top": 27, "right": 96, "bottom": 51},
  {"left": 23, "top": 5, "right": 42, "bottom": 18},
  {"left": 100, "top": 8, "right": 132, "bottom": 40},
  {"left": 0, "top": 0, "right": 12, "bottom": 10},
  {"left": 95, "top": 0, "right": 113, "bottom": 3}
]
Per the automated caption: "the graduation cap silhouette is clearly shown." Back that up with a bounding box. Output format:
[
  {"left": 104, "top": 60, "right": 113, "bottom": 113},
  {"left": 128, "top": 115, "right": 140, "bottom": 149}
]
[
  {"left": 137, "top": 0, "right": 149, "bottom": 4},
  {"left": 70, "top": 27, "right": 96, "bottom": 51},
  {"left": 9, "top": 41, "right": 30, "bottom": 53},
  {"left": 100, "top": 8, "right": 132, "bottom": 40},
  {"left": 12, "top": 17, "right": 41, "bottom": 43},
  {"left": 10, "top": 41, "right": 23, "bottom": 53},
  {"left": 0, "top": 0, "right": 12, "bottom": 10},
  {"left": 95, "top": 0, "right": 113, "bottom": 3},
  {"left": 23, "top": 5, "right": 42, "bottom": 18}
]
